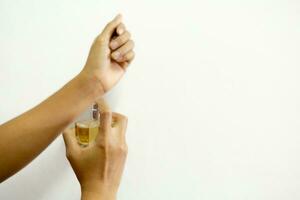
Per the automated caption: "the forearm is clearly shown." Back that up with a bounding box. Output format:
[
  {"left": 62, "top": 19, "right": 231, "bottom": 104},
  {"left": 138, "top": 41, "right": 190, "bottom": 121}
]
[{"left": 0, "top": 72, "right": 103, "bottom": 182}]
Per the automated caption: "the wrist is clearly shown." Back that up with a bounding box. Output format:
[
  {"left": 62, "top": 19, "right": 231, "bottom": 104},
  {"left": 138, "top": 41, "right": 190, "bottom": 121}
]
[
  {"left": 81, "top": 181, "right": 117, "bottom": 200},
  {"left": 76, "top": 70, "right": 105, "bottom": 100},
  {"left": 81, "top": 190, "right": 116, "bottom": 200}
]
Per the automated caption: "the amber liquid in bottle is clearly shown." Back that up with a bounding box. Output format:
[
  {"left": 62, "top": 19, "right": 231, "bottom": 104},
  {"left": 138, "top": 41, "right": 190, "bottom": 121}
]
[
  {"left": 75, "top": 103, "right": 100, "bottom": 146},
  {"left": 75, "top": 120, "right": 99, "bottom": 146}
]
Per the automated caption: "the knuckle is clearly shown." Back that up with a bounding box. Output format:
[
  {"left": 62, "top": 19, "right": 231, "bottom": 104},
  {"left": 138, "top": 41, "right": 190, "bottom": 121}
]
[
  {"left": 125, "top": 31, "right": 131, "bottom": 39},
  {"left": 65, "top": 150, "right": 73, "bottom": 159},
  {"left": 96, "top": 141, "right": 107, "bottom": 150},
  {"left": 112, "top": 144, "right": 128, "bottom": 155},
  {"left": 124, "top": 52, "right": 130, "bottom": 59},
  {"left": 95, "top": 36, "right": 106, "bottom": 44},
  {"left": 107, "top": 142, "right": 114, "bottom": 149},
  {"left": 125, "top": 52, "right": 133, "bottom": 60},
  {"left": 123, "top": 115, "right": 128, "bottom": 123},
  {"left": 116, "top": 38, "right": 123, "bottom": 45},
  {"left": 118, "top": 31, "right": 130, "bottom": 44},
  {"left": 119, "top": 114, "right": 128, "bottom": 124},
  {"left": 128, "top": 40, "right": 135, "bottom": 48},
  {"left": 119, "top": 37, "right": 126, "bottom": 44},
  {"left": 115, "top": 112, "right": 127, "bottom": 119},
  {"left": 129, "top": 39, "right": 134, "bottom": 45},
  {"left": 131, "top": 53, "right": 135, "bottom": 60},
  {"left": 119, "top": 144, "right": 128, "bottom": 155},
  {"left": 123, "top": 145, "right": 128, "bottom": 154}
]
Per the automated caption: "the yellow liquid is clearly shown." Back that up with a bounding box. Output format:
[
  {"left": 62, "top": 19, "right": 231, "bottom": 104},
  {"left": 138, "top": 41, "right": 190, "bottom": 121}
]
[{"left": 75, "top": 120, "right": 99, "bottom": 146}]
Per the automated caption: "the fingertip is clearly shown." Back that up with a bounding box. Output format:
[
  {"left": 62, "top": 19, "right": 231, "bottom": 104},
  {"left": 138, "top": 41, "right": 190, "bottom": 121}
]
[
  {"left": 110, "top": 40, "right": 118, "bottom": 50},
  {"left": 112, "top": 51, "right": 121, "bottom": 61},
  {"left": 113, "top": 14, "right": 122, "bottom": 24},
  {"left": 117, "top": 24, "right": 125, "bottom": 35},
  {"left": 117, "top": 28, "right": 124, "bottom": 35},
  {"left": 96, "top": 98, "right": 111, "bottom": 113},
  {"left": 122, "top": 50, "right": 135, "bottom": 63}
]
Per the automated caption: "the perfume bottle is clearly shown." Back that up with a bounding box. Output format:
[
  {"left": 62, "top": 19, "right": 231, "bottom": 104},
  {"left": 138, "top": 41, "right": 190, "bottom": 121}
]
[{"left": 75, "top": 103, "right": 100, "bottom": 147}]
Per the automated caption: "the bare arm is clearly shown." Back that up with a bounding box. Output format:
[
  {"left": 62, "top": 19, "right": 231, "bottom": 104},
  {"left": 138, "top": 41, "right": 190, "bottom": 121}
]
[
  {"left": 0, "top": 14, "right": 135, "bottom": 182},
  {"left": 0, "top": 72, "right": 102, "bottom": 182}
]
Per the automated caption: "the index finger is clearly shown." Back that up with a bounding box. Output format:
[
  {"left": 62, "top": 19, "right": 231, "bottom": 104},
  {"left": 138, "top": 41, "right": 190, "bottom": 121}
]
[
  {"left": 101, "top": 14, "right": 123, "bottom": 42},
  {"left": 95, "top": 99, "right": 112, "bottom": 145},
  {"left": 95, "top": 98, "right": 111, "bottom": 113},
  {"left": 94, "top": 111, "right": 112, "bottom": 147}
]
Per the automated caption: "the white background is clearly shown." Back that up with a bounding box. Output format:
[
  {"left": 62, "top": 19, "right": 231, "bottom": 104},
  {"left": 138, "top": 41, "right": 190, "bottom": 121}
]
[{"left": 0, "top": 0, "right": 300, "bottom": 199}]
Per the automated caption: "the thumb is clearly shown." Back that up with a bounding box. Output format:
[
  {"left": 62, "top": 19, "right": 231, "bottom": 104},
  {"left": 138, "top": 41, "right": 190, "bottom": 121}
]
[
  {"left": 62, "top": 127, "right": 80, "bottom": 154},
  {"left": 101, "top": 14, "right": 122, "bottom": 42}
]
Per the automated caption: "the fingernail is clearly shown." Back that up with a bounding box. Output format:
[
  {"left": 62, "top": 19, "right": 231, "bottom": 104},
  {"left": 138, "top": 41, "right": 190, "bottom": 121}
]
[
  {"left": 118, "top": 28, "right": 124, "bottom": 35},
  {"left": 112, "top": 51, "right": 120, "bottom": 60},
  {"left": 110, "top": 41, "right": 118, "bottom": 49}
]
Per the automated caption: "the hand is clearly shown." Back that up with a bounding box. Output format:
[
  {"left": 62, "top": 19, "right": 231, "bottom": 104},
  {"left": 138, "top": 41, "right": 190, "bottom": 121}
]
[
  {"left": 62, "top": 100, "right": 128, "bottom": 200},
  {"left": 80, "top": 14, "right": 135, "bottom": 96}
]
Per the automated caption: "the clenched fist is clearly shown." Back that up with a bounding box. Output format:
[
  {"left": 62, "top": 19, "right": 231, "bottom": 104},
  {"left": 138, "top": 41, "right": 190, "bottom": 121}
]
[{"left": 80, "top": 14, "right": 135, "bottom": 95}]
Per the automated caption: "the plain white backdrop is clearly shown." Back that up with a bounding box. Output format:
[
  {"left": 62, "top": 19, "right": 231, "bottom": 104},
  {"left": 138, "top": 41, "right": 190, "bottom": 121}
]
[{"left": 0, "top": 0, "right": 300, "bottom": 199}]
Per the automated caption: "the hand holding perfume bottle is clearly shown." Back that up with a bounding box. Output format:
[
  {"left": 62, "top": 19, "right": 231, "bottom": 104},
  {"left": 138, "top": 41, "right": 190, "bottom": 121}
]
[{"left": 63, "top": 99, "right": 128, "bottom": 200}]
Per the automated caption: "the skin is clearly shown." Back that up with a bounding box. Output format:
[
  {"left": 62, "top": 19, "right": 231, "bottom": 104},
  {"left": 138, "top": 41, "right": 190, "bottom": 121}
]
[
  {"left": 63, "top": 99, "right": 128, "bottom": 200},
  {"left": 0, "top": 13, "right": 134, "bottom": 188}
]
